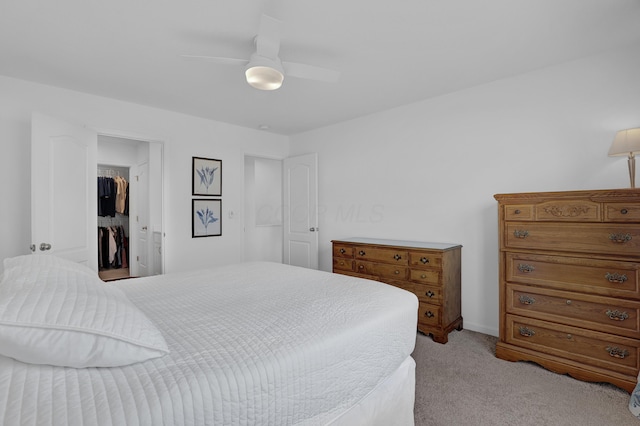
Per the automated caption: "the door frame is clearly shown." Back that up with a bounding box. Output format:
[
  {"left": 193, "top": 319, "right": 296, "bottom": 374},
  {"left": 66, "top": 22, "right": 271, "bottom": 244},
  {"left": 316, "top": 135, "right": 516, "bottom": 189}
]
[
  {"left": 242, "top": 152, "right": 319, "bottom": 269},
  {"left": 242, "top": 153, "right": 285, "bottom": 263},
  {"left": 95, "top": 128, "right": 165, "bottom": 275}
]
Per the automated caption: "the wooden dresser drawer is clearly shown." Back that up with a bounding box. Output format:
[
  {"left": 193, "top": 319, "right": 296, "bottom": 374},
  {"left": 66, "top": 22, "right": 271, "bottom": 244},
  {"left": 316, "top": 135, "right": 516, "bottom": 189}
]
[
  {"left": 534, "top": 199, "right": 601, "bottom": 222},
  {"left": 355, "top": 246, "right": 408, "bottom": 264},
  {"left": 504, "top": 205, "right": 533, "bottom": 221},
  {"left": 415, "top": 284, "right": 442, "bottom": 304},
  {"left": 386, "top": 280, "right": 443, "bottom": 304},
  {"left": 506, "top": 283, "right": 640, "bottom": 338},
  {"left": 506, "top": 315, "right": 640, "bottom": 377},
  {"left": 506, "top": 253, "right": 640, "bottom": 299},
  {"left": 504, "top": 222, "right": 640, "bottom": 256},
  {"left": 409, "top": 269, "right": 440, "bottom": 285},
  {"left": 408, "top": 251, "right": 442, "bottom": 268},
  {"left": 333, "top": 244, "right": 355, "bottom": 258},
  {"left": 333, "top": 257, "right": 354, "bottom": 272},
  {"left": 605, "top": 203, "right": 640, "bottom": 222},
  {"left": 418, "top": 304, "right": 441, "bottom": 327},
  {"left": 355, "top": 260, "right": 408, "bottom": 280}
]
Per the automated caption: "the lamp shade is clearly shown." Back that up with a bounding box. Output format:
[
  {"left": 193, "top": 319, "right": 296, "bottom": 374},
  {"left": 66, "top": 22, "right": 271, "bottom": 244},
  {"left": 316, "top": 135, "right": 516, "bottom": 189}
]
[
  {"left": 245, "top": 53, "right": 284, "bottom": 90},
  {"left": 608, "top": 128, "right": 640, "bottom": 156}
]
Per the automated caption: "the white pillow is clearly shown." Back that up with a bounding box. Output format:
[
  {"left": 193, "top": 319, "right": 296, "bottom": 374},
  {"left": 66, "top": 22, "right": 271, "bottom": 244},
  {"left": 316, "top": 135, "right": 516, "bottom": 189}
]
[
  {"left": 3, "top": 254, "right": 96, "bottom": 277},
  {"left": 0, "top": 263, "right": 169, "bottom": 368}
]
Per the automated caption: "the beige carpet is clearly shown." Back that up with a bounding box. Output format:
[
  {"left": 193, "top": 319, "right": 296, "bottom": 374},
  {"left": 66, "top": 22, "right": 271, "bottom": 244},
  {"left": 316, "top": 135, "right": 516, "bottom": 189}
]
[
  {"left": 412, "top": 329, "right": 636, "bottom": 425},
  {"left": 98, "top": 267, "right": 130, "bottom": 281}
]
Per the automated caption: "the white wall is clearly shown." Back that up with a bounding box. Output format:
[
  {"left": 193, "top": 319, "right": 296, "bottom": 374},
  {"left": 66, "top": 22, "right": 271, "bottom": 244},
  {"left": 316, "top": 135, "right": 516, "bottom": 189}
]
[
  {"left": 0, "top": 75, "right": 289, "bottom": 274},
  {"left": 289, "top": 44, "right": 640, "bottom": 336},
  {"left": 98, "top": 135, "right": 143, "bottom": 167}
]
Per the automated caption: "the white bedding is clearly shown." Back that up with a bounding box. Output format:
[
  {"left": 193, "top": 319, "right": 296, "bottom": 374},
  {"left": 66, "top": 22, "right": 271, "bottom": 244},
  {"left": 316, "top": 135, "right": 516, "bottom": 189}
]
[{"left": 0, "top": 261, "right": 418, "bottom": 425}]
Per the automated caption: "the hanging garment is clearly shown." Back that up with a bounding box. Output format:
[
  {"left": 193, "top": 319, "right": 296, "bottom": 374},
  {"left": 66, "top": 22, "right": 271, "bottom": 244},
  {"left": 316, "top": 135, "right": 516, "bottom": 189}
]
[
  {"left": 98, "top": 177, "right": 117, "bottom": 217},
  {"left": 124, "top": 184, "right": 129, "bottom": 216},
  {"left": 114, "top": 176, "right": 128, "bottom": 215},
  {"left": 108, "top": 227, "right": 117, "bottom": 265},
  {"left": 121, "top": 232, "right": 128, "bottom": 269},
  {"left": 98, "top": 225, "right": 129, "bottom": 270},
  {"left": 98, "top": 228, "right": 103, "bottom": 269}
]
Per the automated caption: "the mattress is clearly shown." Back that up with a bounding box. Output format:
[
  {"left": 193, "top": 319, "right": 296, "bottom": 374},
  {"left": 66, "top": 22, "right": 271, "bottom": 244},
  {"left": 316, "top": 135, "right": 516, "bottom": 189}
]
[{"left": 0, "top": 261, "right": 418, "bottom": 425}]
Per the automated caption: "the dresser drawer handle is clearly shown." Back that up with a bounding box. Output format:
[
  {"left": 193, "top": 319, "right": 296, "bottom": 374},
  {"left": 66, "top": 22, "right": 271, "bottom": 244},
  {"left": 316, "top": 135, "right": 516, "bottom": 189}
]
[
  {"left": 393, "top": 254, "right": 402, "bottom": 261},
  {"left": 394, "top": 270, "right": 400, "bottom": 275},
  {"left": 339, "top": 261, "right": 345, "bottom": 266},
  {"left": 518, "top": 326, "right": 535, "bottom": 337},
  {"left": 518, "top": 295, "right": 535, "bottom": 305},
  {"left": 621, "top": 208, "right": 629, "bottom": 215},
  {"left": 606, "top": 309, "right": 629, "bottom": 321},
  {"left": 609, "top": 233, "right": 632, "bottom": 243},
  {"left": 517, "top": 264, "right": 535, "bottom": 273},
  {"left": 513, "top": 230, "right": 529, "bottom": 239},
  {"left": 426, "top": 290, "right": 435, "bottom": 298},
  {"left": 358, "top": 264, "right": 364, "bottom": 269},
  {"left": 420, "top": 257, "right": 430, "bottom": 264},
  {"left": 514, "top": 209, "right": 521, "bottom": 214},
  {"left": 420, "top": 274, "right": 427, "bottom": 279},
  {"left": 425, "top": 311, "right": 435, "bottom": 318},
  {"left": 339, "top": 248, "right": 346, "bottom": 254},
  {"left": 605, "top": 272, "right": 628, "bottom": 283},
  {"left": 606, "top": 346, "right": 629, "bottom": 359},
  {"left": 358, "top": 250, "right": 366, "bottom": 256}
]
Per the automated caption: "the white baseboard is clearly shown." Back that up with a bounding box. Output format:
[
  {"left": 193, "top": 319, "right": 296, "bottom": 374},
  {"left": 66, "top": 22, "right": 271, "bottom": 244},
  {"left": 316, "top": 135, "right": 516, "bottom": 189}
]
[{"left": 461, "top": 321, "right": 498, "bottom": 338}]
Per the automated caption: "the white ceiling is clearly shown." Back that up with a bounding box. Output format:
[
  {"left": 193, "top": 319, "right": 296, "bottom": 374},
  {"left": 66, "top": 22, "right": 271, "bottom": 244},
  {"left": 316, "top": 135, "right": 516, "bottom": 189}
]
[{"left": 2, "top": 0, "right": 640, "bottom": 135}]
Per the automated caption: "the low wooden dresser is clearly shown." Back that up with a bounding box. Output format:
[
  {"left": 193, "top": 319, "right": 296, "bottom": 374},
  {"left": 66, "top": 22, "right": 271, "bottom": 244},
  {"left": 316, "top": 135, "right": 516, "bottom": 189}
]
[
  {"left": 494, "top": 189, "right": 640, "bottom": 392},
  {"left": 332, "top": 238, "right": 462, "bottom": 344}
]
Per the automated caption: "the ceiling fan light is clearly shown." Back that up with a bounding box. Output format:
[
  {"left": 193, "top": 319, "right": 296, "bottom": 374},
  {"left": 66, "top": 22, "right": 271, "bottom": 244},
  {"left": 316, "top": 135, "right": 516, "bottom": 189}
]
[{"left": 245, "top": 66, "right": 284, "bottom": 90}]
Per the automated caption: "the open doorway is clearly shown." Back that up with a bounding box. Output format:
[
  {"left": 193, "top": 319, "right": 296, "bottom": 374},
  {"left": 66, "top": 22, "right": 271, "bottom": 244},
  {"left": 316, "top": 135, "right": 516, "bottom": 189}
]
[
  {"left": 97, "top": 135, "right": 163, "bottom": 280},
  {"left": 243, "top": 155, "right": 283, "bottom": 263}
]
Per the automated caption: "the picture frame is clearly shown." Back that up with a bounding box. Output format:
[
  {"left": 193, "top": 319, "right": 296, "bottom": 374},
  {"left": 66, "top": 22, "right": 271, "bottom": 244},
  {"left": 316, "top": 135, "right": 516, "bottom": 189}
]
[
  {"left": 192, "top": 156, "right": 222, "bottom": 196},
  {"left": 192, "top": 198, "right": 222, "bottom": 237}
]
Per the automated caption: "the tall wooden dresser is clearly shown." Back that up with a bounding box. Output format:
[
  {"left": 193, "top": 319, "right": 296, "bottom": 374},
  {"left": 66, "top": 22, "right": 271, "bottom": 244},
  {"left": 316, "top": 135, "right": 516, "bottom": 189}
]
[
  {"left": 494, "top": 189, "right": 640, "bottom": 392},
  {"left": 332, "top": 237, "right": 462, "bottom": 344}
]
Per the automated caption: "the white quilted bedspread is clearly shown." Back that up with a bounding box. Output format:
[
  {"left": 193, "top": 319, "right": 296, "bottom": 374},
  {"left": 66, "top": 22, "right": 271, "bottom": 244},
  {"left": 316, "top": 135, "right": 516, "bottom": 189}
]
[{"left": 0, "top": 262, "right": 418, "bottom": 426}]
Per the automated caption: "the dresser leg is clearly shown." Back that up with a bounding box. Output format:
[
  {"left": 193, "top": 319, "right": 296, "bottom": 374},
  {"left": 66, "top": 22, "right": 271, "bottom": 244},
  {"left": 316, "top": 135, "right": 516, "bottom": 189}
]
[{"left": 432, "top": 334, "right": 449, "bottom": 344}]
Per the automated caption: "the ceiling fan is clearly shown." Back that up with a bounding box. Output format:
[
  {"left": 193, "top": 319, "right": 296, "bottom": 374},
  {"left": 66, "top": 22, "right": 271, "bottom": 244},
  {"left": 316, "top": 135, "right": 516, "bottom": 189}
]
[{"left": 182, "top": 14, "right": 340, "bottom": 91}]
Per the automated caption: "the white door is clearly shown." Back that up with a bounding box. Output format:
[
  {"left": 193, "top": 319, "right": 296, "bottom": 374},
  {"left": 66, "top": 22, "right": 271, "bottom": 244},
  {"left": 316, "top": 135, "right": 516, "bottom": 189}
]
[
  {"left": 135, "top": 162, "right": 149, "bottom": 277},
  {"left": 283, "top": 153, "right": 318, "bottom": 269},
  {"left": 31, "top": 113, "right": 98, "bottom": 269}
]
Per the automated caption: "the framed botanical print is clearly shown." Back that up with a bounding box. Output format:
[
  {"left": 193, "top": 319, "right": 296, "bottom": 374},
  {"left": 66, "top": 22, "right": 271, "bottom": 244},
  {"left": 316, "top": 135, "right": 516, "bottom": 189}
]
[
  {"left": 192, "top": 198, "right": 222, "bottom": 237},
  {"left": 192, "top": 156, "right": 222, "bottom": 196}
]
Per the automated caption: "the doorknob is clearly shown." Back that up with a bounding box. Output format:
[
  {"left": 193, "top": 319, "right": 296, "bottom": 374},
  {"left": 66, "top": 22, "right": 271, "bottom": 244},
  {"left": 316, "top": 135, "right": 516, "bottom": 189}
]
[
  {"left": 309, "top": 227, "right": 318, "bottom": 232},
  {"left": 30, "top": 244, "right": 36, "bottom": 252},
  {"left": 39, "top": 243, "right": 52, "bottom": 251}
]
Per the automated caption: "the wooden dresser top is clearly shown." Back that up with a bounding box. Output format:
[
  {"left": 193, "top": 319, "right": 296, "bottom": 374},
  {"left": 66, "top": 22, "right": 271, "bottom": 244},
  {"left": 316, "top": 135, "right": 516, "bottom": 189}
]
[
  {"left": 332, "top": 237, "right": 461, "bottom": 251},
  {"left": 494, "top": 188, "right": 640, "bottom": 203}
]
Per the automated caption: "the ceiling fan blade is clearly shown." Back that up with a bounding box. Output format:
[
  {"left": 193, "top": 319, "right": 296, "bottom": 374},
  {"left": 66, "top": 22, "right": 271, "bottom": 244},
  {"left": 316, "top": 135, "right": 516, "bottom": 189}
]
[
  {"left": 282, "top": 61, "right": 340, "bottom": 82},
  {"left": 255, "top": 14, "right": 282, "bottom": 60},
  {"left": 181, "top": 55, "right": 249, "bottom": 66}
]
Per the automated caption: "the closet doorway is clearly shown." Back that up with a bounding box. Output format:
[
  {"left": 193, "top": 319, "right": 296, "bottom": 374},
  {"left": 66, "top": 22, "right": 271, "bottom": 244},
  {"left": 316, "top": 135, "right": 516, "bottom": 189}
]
[
  {"left": 243, "top": 155, "right": 283, "bottom": 263},
  {"left": 98, "top": 135, "right": 163, "bottom": 281}
]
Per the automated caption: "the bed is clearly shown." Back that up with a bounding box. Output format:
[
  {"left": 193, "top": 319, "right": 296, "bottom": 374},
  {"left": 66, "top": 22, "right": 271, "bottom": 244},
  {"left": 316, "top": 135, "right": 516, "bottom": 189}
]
[{"left": 0, "top": 256, "right": 418, "bottom": 425}]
